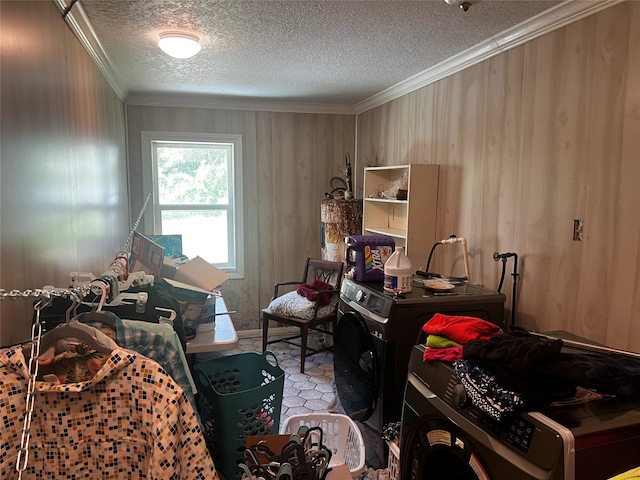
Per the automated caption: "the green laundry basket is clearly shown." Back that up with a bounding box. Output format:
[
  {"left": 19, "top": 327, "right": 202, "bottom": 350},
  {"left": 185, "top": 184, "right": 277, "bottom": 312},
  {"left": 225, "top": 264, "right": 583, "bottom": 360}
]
[{"left": 194, "top": 351, "right": 284, "bottom": 480}]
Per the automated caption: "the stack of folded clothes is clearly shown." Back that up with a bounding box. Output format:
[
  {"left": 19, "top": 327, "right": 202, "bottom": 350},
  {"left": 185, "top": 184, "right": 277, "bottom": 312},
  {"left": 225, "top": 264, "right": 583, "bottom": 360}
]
[{"left": 421, "top": 313, "right": 502, "bottom": 363}]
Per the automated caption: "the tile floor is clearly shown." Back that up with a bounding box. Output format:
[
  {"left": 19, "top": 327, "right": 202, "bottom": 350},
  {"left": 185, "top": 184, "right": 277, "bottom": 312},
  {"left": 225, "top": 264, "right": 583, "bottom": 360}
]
[{"left": 194, "top": 330, "right": 338, "bottom": 431}]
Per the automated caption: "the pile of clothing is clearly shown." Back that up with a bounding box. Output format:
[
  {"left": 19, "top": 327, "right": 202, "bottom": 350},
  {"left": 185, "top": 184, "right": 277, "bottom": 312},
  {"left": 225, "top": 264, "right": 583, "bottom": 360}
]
[
  {"left": 421, "top": 313, "right": 502, "bottom": 362},
  {"left": 422, "top": 314, "right": 640, "bottom": 422}
]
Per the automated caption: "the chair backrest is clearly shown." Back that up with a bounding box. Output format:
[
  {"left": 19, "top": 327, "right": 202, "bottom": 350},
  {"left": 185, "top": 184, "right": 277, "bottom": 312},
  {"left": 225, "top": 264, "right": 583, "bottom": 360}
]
[{"left": 303, "top": 258, "right": 345, "bottom": 290}]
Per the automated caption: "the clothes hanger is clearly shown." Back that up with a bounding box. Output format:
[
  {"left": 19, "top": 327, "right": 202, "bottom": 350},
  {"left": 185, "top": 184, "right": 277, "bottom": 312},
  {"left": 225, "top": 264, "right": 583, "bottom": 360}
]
[
  {"left": 156, "top": 307, "right": 177, "bottom": 323},
  {"left": 38, "top": 286, "right": 113, "bottom": 356},
  {"left": 101, "top": 290, "right": 177, "bottom": 325},
  {"left": 77, "top": 311, "right": 116, "bottom": 330},
  {"left": 76, "top": 281, "right": 117, "bottom": 330},
  {"left": 63, "top": 292, "right": 116, "bottom": 347},
  {"left": 38, "top": 323, "right": 112, "bottom": 356},
  {"left": 66, "top": 321, "right": 116, "bottom": 348}
]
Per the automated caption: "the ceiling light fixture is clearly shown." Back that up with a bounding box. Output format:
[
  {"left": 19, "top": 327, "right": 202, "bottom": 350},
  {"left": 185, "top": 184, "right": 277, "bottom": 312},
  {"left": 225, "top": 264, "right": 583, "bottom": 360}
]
[
  {"left": 158, "top": 32, "right": 201, "bottom": 59},
  {"left": 444, "top": 0, "right": 481, "bottom": 11}
]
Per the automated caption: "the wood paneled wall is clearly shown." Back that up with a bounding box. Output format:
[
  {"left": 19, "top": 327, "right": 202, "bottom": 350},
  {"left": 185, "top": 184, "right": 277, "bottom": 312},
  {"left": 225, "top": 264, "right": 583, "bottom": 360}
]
[
  {"left": 0, "top": 2, "right": 129, "bottom": 346},
  {"left": 5, "top": 0, "right": 636, "bottom": 352},
  {"left": 126, "top": 106, "right": 355, "bottom": 329},
  {"left": 357, "top": 1, "right": 640, "bottom": 352}
]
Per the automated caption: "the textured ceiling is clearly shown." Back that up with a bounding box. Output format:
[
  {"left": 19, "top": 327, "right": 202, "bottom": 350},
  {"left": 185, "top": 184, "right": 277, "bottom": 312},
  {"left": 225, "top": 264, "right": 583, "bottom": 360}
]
[{"left": 79, "top": 0, "right": 563, "bottom": 106}]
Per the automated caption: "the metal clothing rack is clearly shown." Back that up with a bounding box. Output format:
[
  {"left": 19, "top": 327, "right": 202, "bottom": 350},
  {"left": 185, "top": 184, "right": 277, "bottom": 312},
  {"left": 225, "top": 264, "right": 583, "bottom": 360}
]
[
  {"left": 123, "top": 190, "right": 151, "bottom": 253},
  {"left": 99, "top": 191, "right": 152, "bottom": 285},
  {"left": 1, "top": 284, "right": 105, "bottom": 478},
  {"left": 1, "top": 192, "right": 152, "bottom": 477}
]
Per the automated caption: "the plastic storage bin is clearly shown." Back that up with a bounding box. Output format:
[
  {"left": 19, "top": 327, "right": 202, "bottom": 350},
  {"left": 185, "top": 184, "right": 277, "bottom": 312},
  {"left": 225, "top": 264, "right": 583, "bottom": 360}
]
[
  {"left": 281, "top": 413, "right": 366, "bottom": 477},
  {"left": 194, "top": 351, "right": 284, "bottom": 480}
]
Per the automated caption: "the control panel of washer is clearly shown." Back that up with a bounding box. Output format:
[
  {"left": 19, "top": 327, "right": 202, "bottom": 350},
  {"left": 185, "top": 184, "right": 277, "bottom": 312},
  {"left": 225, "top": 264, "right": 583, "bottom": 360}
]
[
  {"left": 481, "top": 414, "right": 535, "bottom": 453},
  {"left": 341, "top": 279, "right": 392, "bottom": 318},
  {"left": 365, "top": 292, "right": 386, "bottom": 315}
]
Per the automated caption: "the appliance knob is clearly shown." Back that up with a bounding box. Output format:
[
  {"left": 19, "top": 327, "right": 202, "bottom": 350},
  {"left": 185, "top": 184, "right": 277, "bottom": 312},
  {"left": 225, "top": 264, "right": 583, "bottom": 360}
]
[
  {"left": 355, "top": 290, "right": 366, "bottom": 303},
  {"left": 452, "top": 383, "right": 468, "bottom": 409}
]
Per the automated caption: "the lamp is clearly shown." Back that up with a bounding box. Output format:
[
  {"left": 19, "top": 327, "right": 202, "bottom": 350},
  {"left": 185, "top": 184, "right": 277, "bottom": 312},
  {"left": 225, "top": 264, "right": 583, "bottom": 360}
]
[
  {"left": 444, "top": 0, "right": 481, "bottom": 11},
  {"left": 158, "top": 32, "right": 201, "bottom": 59}
]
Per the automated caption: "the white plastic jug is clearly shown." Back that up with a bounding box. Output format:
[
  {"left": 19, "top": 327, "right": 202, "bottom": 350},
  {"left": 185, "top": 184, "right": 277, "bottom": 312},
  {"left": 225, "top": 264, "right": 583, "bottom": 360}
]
[{"left": 383, "top": 247, "right": 413, "bottom": 294}]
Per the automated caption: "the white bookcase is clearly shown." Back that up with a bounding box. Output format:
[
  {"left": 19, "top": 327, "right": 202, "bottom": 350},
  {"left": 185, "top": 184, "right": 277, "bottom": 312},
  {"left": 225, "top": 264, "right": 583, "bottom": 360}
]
[{"left": 362, "top": 164, "right": 439, "bottom": 271}]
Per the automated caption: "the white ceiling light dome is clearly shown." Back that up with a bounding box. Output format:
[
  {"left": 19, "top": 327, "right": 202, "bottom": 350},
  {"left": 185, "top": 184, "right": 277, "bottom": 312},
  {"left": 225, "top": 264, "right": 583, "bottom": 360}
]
[{"left": 158, "top": 32, "right": 201, "bottom": 59}]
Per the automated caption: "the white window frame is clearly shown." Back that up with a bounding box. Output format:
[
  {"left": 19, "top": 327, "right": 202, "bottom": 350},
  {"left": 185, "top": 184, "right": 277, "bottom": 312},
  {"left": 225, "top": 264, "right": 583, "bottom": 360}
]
[{"left": 141, "top": 131, "right": 244, "bottom": 279}]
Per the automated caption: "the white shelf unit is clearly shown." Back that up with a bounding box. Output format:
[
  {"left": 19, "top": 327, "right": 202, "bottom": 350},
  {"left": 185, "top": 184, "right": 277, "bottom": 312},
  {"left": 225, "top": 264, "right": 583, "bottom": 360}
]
[{"left": 362, "top": 164, "right": 439, "bottom": 271}]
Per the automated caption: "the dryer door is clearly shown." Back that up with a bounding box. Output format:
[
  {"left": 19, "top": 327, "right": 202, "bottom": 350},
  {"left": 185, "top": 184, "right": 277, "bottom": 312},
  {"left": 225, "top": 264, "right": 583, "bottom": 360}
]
[
  {"left": 333, "top": 309, "right": 379, "bottom": 422},
  {"left": 403, "top": 415, "right": 493, "bottom": 480}
]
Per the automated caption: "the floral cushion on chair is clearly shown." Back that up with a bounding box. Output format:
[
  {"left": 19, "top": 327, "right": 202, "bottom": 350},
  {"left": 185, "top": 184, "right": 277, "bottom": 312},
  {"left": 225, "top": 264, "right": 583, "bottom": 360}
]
[{"left": 267, "top": 290, "right": 338, "bottom": 320}]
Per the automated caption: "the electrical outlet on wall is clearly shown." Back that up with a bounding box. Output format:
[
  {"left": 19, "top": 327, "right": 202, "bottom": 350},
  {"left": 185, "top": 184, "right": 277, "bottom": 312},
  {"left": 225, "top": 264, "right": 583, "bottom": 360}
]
[{"left": 573, "top": 219, "right": 583, "bottom": 241}]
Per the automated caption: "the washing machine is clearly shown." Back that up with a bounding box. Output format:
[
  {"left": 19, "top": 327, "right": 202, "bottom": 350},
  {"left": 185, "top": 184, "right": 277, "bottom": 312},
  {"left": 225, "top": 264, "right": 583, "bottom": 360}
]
[
  {"left": 334, "top": 278, "right": 505, "bottom": 468},
  {"left": 401, "top": 333, "right": 640, "bottom": 479}
]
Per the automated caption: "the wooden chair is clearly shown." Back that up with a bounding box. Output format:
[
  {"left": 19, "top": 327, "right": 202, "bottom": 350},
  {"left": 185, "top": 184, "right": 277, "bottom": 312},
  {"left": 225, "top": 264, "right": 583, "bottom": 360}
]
[{"left": 262, "top": 258, "right": 344, "bottom": 373}]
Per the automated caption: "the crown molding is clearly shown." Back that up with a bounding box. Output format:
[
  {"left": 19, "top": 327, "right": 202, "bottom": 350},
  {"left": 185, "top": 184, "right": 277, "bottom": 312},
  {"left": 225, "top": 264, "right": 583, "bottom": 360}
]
[
  {"left": 354, "top": 0, "right": 626, "bottom": 114},
  {"left": 55, "top": 0, "right": 624, "bottom": 114},
  {"left": 54, "top": 0, "right": 127, "bottom": 100},
  {"left": 126, "top": 93, "right": 356, "bottom": 115}
]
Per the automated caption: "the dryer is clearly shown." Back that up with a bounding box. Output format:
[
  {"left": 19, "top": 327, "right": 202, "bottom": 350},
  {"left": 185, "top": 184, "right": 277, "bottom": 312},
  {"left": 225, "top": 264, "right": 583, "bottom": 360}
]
[{"left": 401, "top": 335, "right": 640, "bottom": 479}]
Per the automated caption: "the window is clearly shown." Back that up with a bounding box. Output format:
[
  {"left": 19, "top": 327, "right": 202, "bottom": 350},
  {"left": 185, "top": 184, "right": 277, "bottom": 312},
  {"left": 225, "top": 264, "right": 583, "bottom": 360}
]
[{"left": 141, "top": 131, "right": 244, "bottom": 278}]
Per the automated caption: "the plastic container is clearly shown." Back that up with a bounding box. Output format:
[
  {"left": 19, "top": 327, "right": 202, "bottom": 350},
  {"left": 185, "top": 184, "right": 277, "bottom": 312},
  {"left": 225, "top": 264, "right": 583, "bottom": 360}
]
[
  {"left": 345, "top": 235, "right": 395, "bottom": 282},
  {"left": 383, "top": 247, "right": 413, "bottom": 294},
  {"left": 387, "top": 439, "right": 400, "bottom": 480},
  {"left": 193, "top": 351, "right": 284, "bottom": 480},
  {"left": 281, "top": 413, "right": 366, "bottom": 477}
]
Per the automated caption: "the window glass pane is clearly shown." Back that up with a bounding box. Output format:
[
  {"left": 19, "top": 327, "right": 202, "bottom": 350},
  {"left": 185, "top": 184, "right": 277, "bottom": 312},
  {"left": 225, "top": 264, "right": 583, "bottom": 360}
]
[
  {"left": 155, "top": 144, "right": 230, "bottom": 205},
  {"left": 161, "top": 210, "right": 229, "bottom": 264},
  {"left": 143, "top": 131, "right": 243, "bottom": 276}
]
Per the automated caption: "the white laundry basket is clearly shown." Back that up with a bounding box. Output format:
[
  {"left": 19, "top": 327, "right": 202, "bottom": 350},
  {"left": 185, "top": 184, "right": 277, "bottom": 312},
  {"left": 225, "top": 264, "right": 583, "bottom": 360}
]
[
  {"left": 281, "top": 413, "right": 366, "bottom": 477},
  {"left": 387, "top": 439, "right": 400, "bottom": 480}
]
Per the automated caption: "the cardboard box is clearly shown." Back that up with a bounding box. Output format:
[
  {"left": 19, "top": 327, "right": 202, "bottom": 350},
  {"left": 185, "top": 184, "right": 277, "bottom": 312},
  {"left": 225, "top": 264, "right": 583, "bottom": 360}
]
[
  {"left": 160, "top": 278, "right": 214, "bottom": 321},
  {"left": 245, "top": 434, "right": 291, "bottom": 463},
  {"left": 327, "top": 464, "right": 352, "bottom": 480},
  {"left": 161, "top": 256, "right": 230, "bottom": 322},
  {"left": 173, "top": 256, "right": 230, "bottom": 291},
  {"left": 162, "top": 277, "right": 212, "bottom": 301},
  {"left": 161, "top": 256, "right": 178, "bottom": 279}
]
